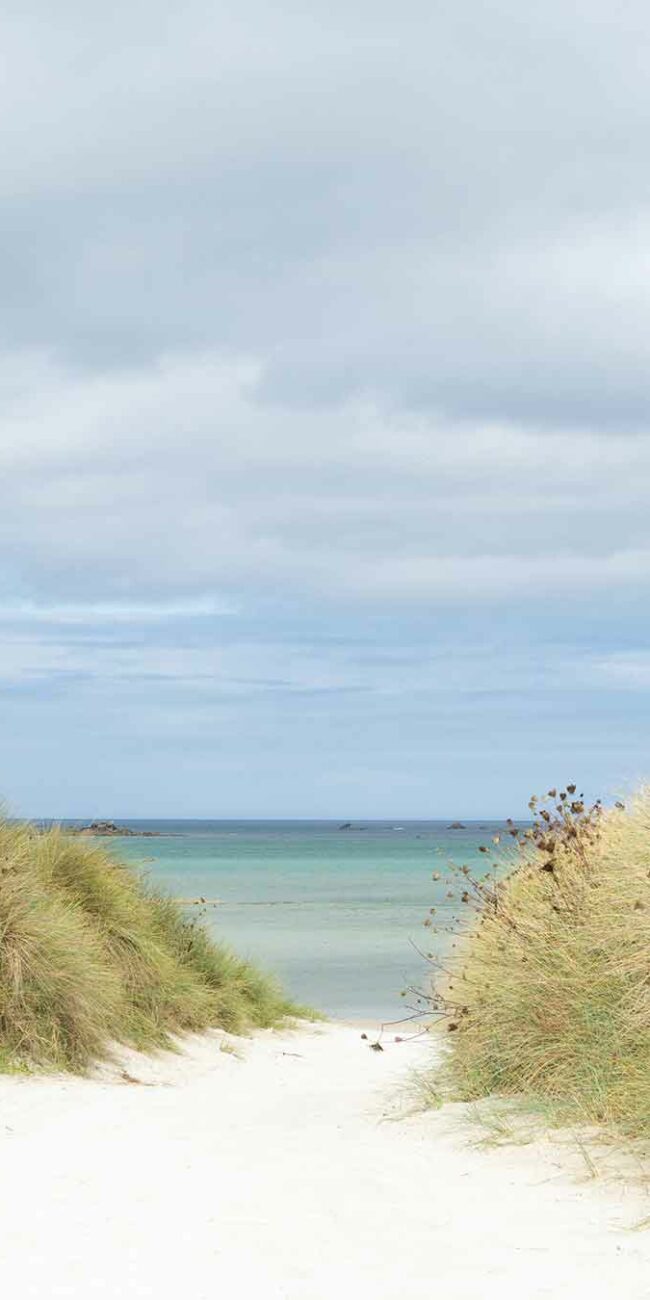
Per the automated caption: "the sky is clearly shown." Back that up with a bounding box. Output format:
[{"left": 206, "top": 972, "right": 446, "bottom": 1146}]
[{"left": 2, "top": 0, "right": 650, "bottom": 818}]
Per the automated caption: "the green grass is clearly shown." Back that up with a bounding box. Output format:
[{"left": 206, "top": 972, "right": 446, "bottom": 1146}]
[
  {"left": 429, "top": 787, "right": 650, "bottom": 1141},
  {"left": 0, "top": 819, "right": 303, "bottom": 1072}
]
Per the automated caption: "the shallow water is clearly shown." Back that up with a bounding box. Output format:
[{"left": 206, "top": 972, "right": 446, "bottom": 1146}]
[{"left": 60, "top": 819, "right": 504, "bottom": 1021}]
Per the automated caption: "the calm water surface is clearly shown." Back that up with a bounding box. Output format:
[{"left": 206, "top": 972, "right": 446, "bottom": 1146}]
[{"left": 60, "top": 820, "right": 505, "bottom": 1022}]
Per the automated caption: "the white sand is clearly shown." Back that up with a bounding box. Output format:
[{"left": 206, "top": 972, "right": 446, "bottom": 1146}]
[{"left": 0, "top": 1021, "right": 648, "bottom": 1298}]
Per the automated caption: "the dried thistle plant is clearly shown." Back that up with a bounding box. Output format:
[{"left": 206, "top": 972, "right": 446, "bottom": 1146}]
[{"left": 409, "top": 784, "right": 611, "bottom": 1032}]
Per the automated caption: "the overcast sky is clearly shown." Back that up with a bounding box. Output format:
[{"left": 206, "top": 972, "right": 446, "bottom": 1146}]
[{"left": 2, "top": 0, "right": 649, "bottom": 817}]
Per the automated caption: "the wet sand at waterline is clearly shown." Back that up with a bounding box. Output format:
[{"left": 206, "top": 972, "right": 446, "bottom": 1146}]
[{"left": 0, "top": 1022, "right": 648, "bottom": 1298}]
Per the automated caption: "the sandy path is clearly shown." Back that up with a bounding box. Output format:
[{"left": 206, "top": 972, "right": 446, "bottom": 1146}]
[{"left": 0, "top": 1021, "right": 648, "bottom": 1298}]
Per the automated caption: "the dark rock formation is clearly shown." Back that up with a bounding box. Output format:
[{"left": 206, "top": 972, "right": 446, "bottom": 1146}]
[{"left": 76, "top": 821, "right": 162, "bottom": 838}]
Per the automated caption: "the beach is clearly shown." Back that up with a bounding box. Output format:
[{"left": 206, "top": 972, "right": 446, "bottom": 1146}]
[{"left": 0, "top": 1020, "right": 648, "bottom": 1299}]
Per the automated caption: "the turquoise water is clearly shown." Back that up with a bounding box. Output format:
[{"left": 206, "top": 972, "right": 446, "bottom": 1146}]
[{"left": 62, "top": 820, "right": 503, "bottom": 1022}]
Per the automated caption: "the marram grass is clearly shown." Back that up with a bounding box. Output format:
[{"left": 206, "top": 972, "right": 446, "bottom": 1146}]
[
  {"left": 433, "top": 787, "right": 650, "bottom": 1140},
  {"left": 0, "top": 819, "right": 300, "bottom": 1072}
]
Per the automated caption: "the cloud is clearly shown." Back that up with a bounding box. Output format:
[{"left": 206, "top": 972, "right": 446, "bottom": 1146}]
[
  {"left": 0, "top": 348, "right": 649, "bottom": 612},
  {"left": 0, "top": 597, "right": 234, "bottom": 624},
  {"left": 0, "top": 1, "right": 649, "bottom": 813},
  {"left": 0, "top": 2, "right": 649, "bottom": 425},
  {"left": 591, "top": 655, "right": 650, "bottom": 691}
]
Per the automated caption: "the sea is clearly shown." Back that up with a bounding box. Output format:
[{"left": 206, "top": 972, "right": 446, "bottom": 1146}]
[{"left": 58, "top": 819, "right": 507, "bottom": 1023}]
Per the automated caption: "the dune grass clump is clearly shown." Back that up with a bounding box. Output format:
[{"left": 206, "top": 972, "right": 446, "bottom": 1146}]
[
  {"left": 428, "top": 786, "right": 650, "bottom": 1139},
  {"left": 0, "top": 819, "right": 297, "bottom": 1072}
]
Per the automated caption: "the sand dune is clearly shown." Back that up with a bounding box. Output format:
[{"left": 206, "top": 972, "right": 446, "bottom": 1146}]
[{"left": 0, "top": 1022, "right": 647, "bottom": 1298}]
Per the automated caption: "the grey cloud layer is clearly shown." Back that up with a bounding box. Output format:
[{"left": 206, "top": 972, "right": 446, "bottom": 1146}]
[
  {"left": 2, "top": 350, "right": 650, "bottom": 607},
  {"left": 2, "top": 1, "right": 650, "bottom": 425},
  {"left": 2, "top": 1, "right": 650, "bottom": 813}
]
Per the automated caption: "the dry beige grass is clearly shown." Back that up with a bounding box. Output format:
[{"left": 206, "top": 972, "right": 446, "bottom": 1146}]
[
  {"left": 437, "top": 787, "right": 650, "bottom": 1139},
  {"left": 0, "top": 819, "right": 299, "bottom": 1072}
]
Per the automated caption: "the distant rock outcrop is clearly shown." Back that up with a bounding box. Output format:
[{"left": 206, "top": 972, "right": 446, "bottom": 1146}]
[
  {"left": 76, "top": 821, "right": 162, "bottom": 838},
  {"left": 447, "top": 821, "right": 466, "bottom": 830}
]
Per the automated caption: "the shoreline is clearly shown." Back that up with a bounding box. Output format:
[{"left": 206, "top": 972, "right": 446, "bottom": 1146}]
[{"left": 0, "top": 1021, "right": 648, "bottom": 1297}]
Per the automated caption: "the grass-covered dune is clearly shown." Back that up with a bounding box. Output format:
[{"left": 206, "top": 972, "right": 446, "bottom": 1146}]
[
  {"left": 0, "top": 819, "right": 299, "bottom": 1072},
  {"left": 435, "top": 786, "right": 650, "bottom": 1140}
]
